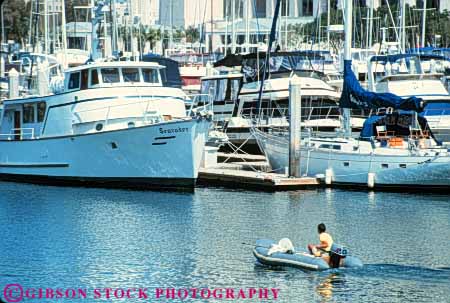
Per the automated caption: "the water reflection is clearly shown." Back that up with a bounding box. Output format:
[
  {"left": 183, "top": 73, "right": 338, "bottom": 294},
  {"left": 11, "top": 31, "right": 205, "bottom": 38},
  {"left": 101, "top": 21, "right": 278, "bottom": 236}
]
[
  {"left": 1, "top": 184, "right": 449, "bottom": 303},
  {"left": 316, "top": 273, "right": 343, "bottom": 302}
]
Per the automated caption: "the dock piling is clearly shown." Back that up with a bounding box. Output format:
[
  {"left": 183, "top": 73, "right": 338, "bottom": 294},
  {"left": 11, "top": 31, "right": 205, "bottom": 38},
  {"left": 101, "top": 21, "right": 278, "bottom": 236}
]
[
  {"left": 8, "top": 68, "right": 19, "bottom": 99},
  {"left": 289, "top": 75, "right": 302, "bottom": 177}
]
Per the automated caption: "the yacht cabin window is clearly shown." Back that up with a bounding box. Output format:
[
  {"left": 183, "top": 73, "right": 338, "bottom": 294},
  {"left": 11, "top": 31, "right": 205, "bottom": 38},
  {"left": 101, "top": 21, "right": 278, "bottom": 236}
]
[
  {"left": 22, "top": 101, "right": 46, "bottom": 124},
  {"left": 23, "top": 103, "right": 35, "bottom": 123},
  {"left": 80, "top": 69, "right": 89, "bottom": 90},
  {"left": 122, "top": 68, "right": 140, "bottom": 82},
  {"left": 101, "top": 68, "right": 120, "bottom": 83},
  {"left": 90, "top": 69, "right": 99, "bottom": 86},
  {"left": 68, "top": 72, "right": 80, "bottom": 90},
  {"left": 142, "top": 68, "right": 159, "bottom": 83},
  {"left": 214, "top": 79, "right": 227, "bottom": 101},
  {"left": 37, "top": 102, "right": 46, "bottom": 122}
]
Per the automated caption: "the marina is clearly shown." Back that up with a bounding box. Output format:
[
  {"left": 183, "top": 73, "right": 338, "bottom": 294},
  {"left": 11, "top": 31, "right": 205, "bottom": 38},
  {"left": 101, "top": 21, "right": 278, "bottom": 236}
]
[{"left": 1, "top": 0, "right": 450, "bottom": 302}]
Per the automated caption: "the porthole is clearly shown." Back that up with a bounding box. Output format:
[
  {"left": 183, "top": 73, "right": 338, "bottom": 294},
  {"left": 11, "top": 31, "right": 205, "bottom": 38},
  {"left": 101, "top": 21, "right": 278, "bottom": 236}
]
[
  {"left": 399, "top": 164, "right": 406, "bottom": 168},
  {"left": 381, "top": 163, "right": 388, "bottom": 169},
  {"left": 95, "top": 123, "right": 103, "bottom": 131},
  {"left": 128, "top": 121, "right": 135, "bottom": 128}
]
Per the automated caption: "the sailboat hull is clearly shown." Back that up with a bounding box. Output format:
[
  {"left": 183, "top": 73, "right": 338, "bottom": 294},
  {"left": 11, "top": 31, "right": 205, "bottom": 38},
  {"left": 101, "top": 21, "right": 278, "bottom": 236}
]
[{"left": 254, "top": 130, "right": 450, "bottom": 189}]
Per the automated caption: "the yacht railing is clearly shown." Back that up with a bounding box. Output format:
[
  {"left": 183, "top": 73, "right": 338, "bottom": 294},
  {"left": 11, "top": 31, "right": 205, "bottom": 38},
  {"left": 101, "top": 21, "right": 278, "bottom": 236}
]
[
  {"left": 243, "top": 106, "right": 369, "bottom": 125},
  {"left": 185, "top": 93, "right": 213, "bottom": 116},
  {"left": 0, "top": 128, "right": 35, "bottom": 140}
]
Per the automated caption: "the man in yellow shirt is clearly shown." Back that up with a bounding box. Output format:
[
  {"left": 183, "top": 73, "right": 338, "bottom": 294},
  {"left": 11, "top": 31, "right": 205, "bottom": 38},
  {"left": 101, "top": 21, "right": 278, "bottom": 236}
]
[{"left": 308, "top": 223, "right": 334, "bottom": 258}]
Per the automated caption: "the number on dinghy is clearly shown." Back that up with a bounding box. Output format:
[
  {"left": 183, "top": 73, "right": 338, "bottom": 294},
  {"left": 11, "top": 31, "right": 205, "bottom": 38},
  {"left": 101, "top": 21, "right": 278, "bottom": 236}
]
[{"left": 330, "top": 243, "right": 349, "bottom": 257}]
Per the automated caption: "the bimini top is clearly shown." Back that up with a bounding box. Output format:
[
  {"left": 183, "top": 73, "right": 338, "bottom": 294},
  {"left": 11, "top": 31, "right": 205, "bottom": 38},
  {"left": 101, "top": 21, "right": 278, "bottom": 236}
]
[
  {"left": 360, "top": 111, "right": 435, "bottom": 140},
  {"left": 213, "top": 51, "right": 325, "bottom": 68},
  {"left": 340, "top": 60, "right": 423, "bottom": 112},
  {"left": 214, "top": 51, "right": 327, "bottom": 83}
]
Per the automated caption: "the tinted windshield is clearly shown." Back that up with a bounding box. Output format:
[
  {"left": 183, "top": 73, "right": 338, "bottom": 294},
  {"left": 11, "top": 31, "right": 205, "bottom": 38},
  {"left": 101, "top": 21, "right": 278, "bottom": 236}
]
[
  {"left": 122, "top": 68, "right": 140, "bottom": 82},
  {"left": 101, "top": 68, "right": 120, "bottom": 83}
]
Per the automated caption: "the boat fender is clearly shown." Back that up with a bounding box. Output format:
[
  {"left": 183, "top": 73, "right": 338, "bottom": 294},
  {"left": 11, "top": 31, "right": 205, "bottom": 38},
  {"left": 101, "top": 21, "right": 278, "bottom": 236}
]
[
  {"left": 325, "top": 169, "right": 333, "bottom": 185},
  {"left": 367, "top": 172, "right": 375, "bottom": 188}
]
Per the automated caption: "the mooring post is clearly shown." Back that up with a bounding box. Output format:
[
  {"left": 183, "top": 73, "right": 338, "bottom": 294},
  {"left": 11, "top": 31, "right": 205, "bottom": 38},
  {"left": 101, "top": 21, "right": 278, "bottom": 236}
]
[
  {"left": 0, "top": 55, "right": 5, "bottom": 78},
  {"left": 289, "top": 75, "right": 302, "bottom": 177}
]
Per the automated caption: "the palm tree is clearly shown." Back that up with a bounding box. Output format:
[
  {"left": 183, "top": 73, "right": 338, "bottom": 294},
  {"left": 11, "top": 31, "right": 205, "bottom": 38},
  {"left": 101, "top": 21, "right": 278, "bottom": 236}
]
[{"left": 143, "top": 26, "right": 161, "bottom": 51}]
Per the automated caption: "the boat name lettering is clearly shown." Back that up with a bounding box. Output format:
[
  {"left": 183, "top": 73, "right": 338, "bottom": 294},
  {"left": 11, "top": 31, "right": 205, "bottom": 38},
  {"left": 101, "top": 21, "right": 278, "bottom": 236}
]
[{"left": 159, "top": 127, "right": 189, "bottom": 134}]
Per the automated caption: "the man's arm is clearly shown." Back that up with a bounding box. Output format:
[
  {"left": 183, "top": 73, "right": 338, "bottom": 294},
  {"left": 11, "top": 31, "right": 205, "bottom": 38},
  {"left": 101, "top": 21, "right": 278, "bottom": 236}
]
[{"left": 314, "top": 240, "right": 329, "bottom": 250}]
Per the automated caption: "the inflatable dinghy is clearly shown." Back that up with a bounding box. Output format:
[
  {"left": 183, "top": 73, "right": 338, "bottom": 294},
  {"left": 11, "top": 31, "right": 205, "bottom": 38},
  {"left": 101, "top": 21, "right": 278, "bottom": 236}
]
[{"left": 253, "top": 239, "right": 363, "bottom": 271}]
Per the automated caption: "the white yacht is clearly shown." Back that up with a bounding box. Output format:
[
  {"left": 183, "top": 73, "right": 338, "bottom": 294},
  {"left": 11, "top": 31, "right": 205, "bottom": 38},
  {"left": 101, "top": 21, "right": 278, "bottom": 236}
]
[
  {"left": 0, "top": 61, "right": 211, "bottom": 189},
  {"left": 368, "top": 53, "right": 450, "bottom": 145},
  {"left": 204, "top": 51, "right": 365, "bottom": 150}
]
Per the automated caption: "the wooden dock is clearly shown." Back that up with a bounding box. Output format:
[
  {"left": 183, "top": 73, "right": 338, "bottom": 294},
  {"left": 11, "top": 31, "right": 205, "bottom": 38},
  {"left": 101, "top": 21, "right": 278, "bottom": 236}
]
[{"left": 198, "top": 166, "right": 320, "bottom": 191}]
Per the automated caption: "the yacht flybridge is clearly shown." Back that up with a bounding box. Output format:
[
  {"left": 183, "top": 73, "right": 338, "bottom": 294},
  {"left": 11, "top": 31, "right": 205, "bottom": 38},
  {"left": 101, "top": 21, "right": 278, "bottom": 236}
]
[
  {"left": 368, "top": 54, "right": 450, "bottom": 145},
  {"left": 0, "top": 61, "right": 212, "bottom": 189},
  {"left": 203, "top": 51, "right": 366, "bottom": 149}
]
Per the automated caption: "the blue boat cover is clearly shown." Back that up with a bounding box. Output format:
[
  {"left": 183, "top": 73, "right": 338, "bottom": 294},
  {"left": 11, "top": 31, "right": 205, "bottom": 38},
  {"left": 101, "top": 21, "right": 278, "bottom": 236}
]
[
  {"left": 371, "top": 53, "right": 448, "bottom": 63},
  {"left": 340, "top": 60, "right": 424, "bottom": 112},
  {"left": 141, "top": 54, "right": 182, "bottom": 88}
]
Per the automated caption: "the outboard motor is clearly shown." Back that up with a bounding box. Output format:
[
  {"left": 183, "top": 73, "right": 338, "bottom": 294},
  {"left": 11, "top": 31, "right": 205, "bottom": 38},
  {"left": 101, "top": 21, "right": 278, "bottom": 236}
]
[{"left": 329, "top": 243, "right": 349, "bottom": 268}]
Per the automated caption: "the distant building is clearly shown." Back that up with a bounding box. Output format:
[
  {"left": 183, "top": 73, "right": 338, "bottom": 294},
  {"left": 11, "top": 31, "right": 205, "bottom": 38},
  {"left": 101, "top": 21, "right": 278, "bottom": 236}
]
[
  {"left": 159, "top": 0, "right": 223, "bottom": 28},
  {"left": 115, "top": 0, "right": 159, "bottom": 26},
  {"left": 158, "top": 0, "right": 331, "bottom": 29},
  {"left": 439, "top": 0, "right": 450, "bottom": 12},
  {"left": 130, "top": 0, "right": 159, "bottom": 25}
]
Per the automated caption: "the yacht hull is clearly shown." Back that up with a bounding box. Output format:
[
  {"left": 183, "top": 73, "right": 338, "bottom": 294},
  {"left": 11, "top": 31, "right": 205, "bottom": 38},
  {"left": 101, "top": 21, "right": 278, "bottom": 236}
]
[{"left": 0, "top": 118, "right": 210, "bottom": 189}]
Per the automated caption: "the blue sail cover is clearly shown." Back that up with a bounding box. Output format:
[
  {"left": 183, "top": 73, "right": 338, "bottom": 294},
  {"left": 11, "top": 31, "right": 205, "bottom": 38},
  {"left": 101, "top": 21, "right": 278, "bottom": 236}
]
[{"left": 339, "top": 60, "right": 424, "bottom": 112}]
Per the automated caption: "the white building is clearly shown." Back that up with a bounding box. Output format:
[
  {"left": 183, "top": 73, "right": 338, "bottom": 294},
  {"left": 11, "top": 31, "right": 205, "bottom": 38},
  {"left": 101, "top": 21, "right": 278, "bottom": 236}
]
[
  {"left": 130, "top": 0, "right": 159, "bottom": 25},
  {"left": 115, "top": 0, "right": 159, "bottom": 26},
  {"left": 440, "top": 0, "right": 450, "bottom": 12},
  {"left": 159, "top": 0, "right": 328, "bottom": 29},
  {"left": 159, "top": 0, "right": 223, "bottom": 28}
]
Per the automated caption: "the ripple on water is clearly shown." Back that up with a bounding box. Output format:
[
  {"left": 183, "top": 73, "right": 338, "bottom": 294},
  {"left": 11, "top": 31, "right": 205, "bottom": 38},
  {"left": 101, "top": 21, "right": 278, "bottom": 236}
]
[{"left": 0, "top": 184, "right": 449, "bottom": 302}]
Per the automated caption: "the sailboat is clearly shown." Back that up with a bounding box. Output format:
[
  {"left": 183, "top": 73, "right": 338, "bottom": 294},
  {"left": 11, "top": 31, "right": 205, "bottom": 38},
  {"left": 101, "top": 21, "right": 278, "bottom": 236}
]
[{"left": 253, "top": 0, "right": 450, "bottom": 189}]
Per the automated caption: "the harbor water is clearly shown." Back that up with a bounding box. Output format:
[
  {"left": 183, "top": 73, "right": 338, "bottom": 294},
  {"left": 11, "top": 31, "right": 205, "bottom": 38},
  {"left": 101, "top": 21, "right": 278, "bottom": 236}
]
[{"left": 0, "top": 182, "right": 449, "bottom": 302}]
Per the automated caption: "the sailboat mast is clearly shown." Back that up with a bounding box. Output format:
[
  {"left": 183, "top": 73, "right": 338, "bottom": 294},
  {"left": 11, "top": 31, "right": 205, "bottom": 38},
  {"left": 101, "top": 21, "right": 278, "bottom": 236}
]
[
  {"left": 368, "top": 0, "right": 374, "bottom": 48},
  {"left": 245, "top": 0, "right": 250, "bottom": 52},
  {"left": 401, "top": 0, "right": 406, "bottom": 52},
  {"left": 210, "top": 0, "right": 214, "bottom": 54},
  {"left": 61, "top": 0, "right": 67, "bottom": 67},
  {"left": 284, "top": 0, "right": 288, "bottom": 50},
  {"left": 44, "top": 0, "right": 49, "bottom": 54},
  {"left": 342, "top": 0, "right": 352, "bottom": 137},
  {"left": 231, "top": 0, "right": 235, "bottom": 53},
  {"left": 256, "top": 0, "right": 281, "bottom": 114},
  {"left": 421, "top": 0, "right": 426, "bottom": 47},
  {"left": 327, "top": 0, "right": 330, "bottom": 50},
  {"left": 169, "top": 0, "right": 173, "bottom": 50}
]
